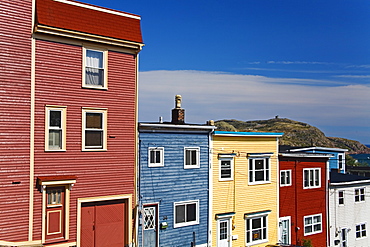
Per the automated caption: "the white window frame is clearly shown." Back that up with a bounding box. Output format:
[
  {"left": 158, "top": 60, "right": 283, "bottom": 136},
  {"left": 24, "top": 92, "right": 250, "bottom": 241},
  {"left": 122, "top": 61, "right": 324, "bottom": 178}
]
[
  {"left": 356, "top": 222, "right": 367, "bottom": 239},
  {"left": 248, "top": 155, "right": 271, "bottom": 185},
  {"left": 355, "top": 188, "right": 365, "bottom": 202},
  {"left": 82, "top": 108, "right": 107, "bottom": 151},
  {"left": 303, "top": 168, "right": 321, "bottom": 189},
  {"left": 148, "top": 147, "right": 164, "bottom": 167},
  {"left": 82, "top": 47, "right": 108, "bottom": 89},
  {"left": 280, "top": 170, "right": 292, "bottom": 187},
  {"left": 45, "top": 106, "right": 67, "bottom": 151},
  {"left": 219, "top": 155, "right": 234, "bottom": 181},
  {"left": 173, "top": 200, "right": 199, "bottom": 228},
  {"left": 338, "top": 153, "right": 345, "bottom": 170},
  {"left": 184, "top": 147, "right": 200, "bottom": 169},
  {"left": 304, "top": 213, "right": 322, "bottom": 236},
  {"left": 338, "top": 190, "right": 344, "bottom": 205},
  {"left": 245, "top": 212, "right": 269, "bottom": 245}
]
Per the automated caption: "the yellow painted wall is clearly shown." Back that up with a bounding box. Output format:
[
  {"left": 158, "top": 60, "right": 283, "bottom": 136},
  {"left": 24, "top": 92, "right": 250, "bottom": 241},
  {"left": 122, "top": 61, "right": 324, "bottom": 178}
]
[{"left": 212, "top": 135, "right": 279, "bottom": 247}]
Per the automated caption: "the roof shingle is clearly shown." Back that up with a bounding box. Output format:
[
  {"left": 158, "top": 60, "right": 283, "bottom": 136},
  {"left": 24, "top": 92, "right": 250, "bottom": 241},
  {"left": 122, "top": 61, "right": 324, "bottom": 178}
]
[{"left": 36, "top": 0, "right": 143, "bottom": 43}]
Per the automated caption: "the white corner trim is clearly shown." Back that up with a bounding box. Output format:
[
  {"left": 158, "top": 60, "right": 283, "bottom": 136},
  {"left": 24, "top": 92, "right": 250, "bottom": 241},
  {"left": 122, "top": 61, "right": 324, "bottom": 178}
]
[{"left": 53, "top": 0, "right": 141, "bottom": 20}]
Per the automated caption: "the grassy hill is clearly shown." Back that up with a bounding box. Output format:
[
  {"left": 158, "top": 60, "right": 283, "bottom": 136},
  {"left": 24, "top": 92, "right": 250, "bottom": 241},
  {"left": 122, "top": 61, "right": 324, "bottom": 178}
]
[{"left": 215, "top": 118, "right": 370, "bottom": 154}]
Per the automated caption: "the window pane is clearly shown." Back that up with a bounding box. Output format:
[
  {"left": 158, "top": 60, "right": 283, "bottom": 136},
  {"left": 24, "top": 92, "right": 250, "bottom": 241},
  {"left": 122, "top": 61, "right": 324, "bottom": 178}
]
[
  {"left": 220, "top": 221, "right": 228, "bottom": 240},
  {"left": 86, "top": 50, "right": 103, "bottom": 68},
  {"left": 86, "top": 68, "right": 104, "bottom": 86},
  {"left": 221, "top": 160, "right": 231, "bottom": 178},
  {"left": 309, "top": 170, "right": 314, "bottom": 186},
  {"left": 255, "top": 159, "right": 264, "bottom": 170},
  {"left": 86, "top": 113, "right": 102, "bottom": 129},
  {"left": 49, "top": 111, "right": 61, "bottom": 127},
  {"left": 150, "top": 150, "right": 155, "bottom": 164},
  {"left": 191, "top": 150, "right": 197, "bottom": 165},
  {"left": 255, "top": 171, "right": 264, "bottom": 181},
  {"left": 252, "top": 218, "right": 261, "bottom": 229},
  {"left": 281, "top": 172, "right": 286, "bottom": 184},
  {"left": 85, "top": 131, "right": 103, "bottom": 147},
  {"left": 286, "top": 171, "right": 290, "bottom": 184},
  {"left": 186, "top": 203, "right": 196, "bottom": 222},
  {"left": 304, "top": 170, "right": 309, "bottom": 187},
  {"left": 49, "top": 130, "right": 62, "bottom": 148},
  {"left": 155, "top": 150, "right": 161, "bottom": 163},
  {"left": 315, "top": 169, "right": 320, "bottom": 186},
  {"left": 305, "top": 226, "right": 312, "bottom": 233},
  {"left": 175, "top": 205, "right": 185, "bottom": 223}
]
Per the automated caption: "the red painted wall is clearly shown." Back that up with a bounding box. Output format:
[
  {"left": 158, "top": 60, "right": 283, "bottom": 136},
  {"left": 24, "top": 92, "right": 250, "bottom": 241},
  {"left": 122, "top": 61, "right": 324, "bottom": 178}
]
[
  {"left": 33, "top": 39, "right": 137, "bottom": 242},
  {"left": 279, "top": 158, "right": 328, "bottom": 247},
  {"left": 0, "top": 0, "right": 32, "bottom": 241}
]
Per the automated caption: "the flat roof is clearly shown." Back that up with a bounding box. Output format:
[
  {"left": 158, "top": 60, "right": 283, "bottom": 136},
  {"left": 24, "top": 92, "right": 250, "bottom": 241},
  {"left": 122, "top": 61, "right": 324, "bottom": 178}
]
[
  {"left": 330, "top": 172, "right": 370, "bottom": 185},
  {"left": 214, "top": 131, "right": 283, "bottom": 137}
]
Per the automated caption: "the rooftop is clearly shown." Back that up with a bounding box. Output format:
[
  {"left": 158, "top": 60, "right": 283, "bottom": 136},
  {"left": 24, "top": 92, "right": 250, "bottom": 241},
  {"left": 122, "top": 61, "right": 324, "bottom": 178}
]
[
  {"left": 36, "top": 0, "right": 143, "bottom": 44},
  {"left": 330, "top": 172, "right": 370, "bottom": 184}
]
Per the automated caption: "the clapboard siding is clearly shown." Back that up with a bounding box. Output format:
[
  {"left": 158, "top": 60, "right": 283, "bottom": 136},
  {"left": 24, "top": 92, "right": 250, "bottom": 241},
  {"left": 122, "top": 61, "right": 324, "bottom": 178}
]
[
  {"left": 138, "top": 130, "right": 211, "bottom": 246},
  {"left": 212, "top": 134, "right": 280, "bottom": 247},
  {"left": 33, "top": 40, "right": 137, "bottom": 241},
  {"left": 279, "top": 157, "right": 328, "bottom": 246},
  {"left": 0, "top": 0, "right": 32, "bottom": 241}
]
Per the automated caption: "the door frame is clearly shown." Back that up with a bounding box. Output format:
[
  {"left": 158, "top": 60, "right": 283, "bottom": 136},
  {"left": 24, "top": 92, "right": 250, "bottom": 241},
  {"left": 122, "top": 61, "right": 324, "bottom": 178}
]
[
  {"left": 278, "top": 216, "right": 291, "bottom": 245},
  {"left": 142, "top": 203, "right": 159, "bottom": 247},
  {"left": 76, "top": 194, "right": 132, "bottom": 247},
  {"left": 217, "top": 217, "right": 232, "bottom": 247},
  {"left": 39, "top": 177, "right": 76, "bottom": 244},
  {"left": 340, "top": 227, "right": 348, "bottom": 247}
]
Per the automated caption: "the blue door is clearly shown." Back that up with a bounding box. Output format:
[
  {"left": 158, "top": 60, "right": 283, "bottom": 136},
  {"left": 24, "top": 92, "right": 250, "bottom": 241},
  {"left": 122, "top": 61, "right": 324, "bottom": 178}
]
[{"left": 143, "top": 205, "right": 157, "bottom": 247}]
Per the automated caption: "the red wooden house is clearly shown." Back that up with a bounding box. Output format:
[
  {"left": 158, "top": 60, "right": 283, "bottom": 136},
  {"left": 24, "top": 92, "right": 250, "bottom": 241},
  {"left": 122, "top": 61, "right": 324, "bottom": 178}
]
[
  {"left": 278, "top": 152, "right": 332, "bottom": 247},
  {"left": 0, "top": 0, "right": 143, "bottom": 246}
]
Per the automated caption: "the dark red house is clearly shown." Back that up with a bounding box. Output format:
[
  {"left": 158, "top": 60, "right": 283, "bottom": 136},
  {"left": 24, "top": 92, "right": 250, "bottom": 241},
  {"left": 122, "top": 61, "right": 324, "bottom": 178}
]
[
  {"left": 0, "top": 0, "right": 143, "bottom": 246},
  {"left": 278, "top": 152, "right": 332, "bottom": 247}
]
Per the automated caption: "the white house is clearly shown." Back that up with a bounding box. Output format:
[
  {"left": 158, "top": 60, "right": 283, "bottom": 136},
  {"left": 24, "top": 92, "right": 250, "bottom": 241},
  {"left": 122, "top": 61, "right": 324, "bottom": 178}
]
[{"left": 329, "top": 171, "right": 370, "bottom": 247}]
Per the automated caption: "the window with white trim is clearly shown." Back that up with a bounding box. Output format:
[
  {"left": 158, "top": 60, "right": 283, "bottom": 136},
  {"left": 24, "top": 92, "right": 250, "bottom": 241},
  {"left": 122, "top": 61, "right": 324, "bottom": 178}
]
[
  {"left": 338, "top": 190, "right": 344, "bottom": 205},
  {"left": 219, "top": 155, "right": 234, "bottom": 181},
  {"left": 148, "top": 147, "right": 164, "bottom": 167},
  {"left": 280, "top": 170, "right": 292, "bottom": 186},
  {"left": 245, "top": 213, "right": 268, "bottom": 245},
  {"left": 303, "top": 168, "right": 321, "bottom": 189},
  {"left": 338, "top": 153, "right": 345, "bottom": 170},
  {"left": 45, "top": 106, "right": 66, "bottom": 151},
  {"left": 355, "top": 188, "right": 365, "bottom": 202},
  {"left": 304, "top": 214, "right": 322, "bottom": 236},
  {"left": 83, "top": 48, "right": 107, "bottom": 89},
  {"left": 249, "top": 157, "right": 270, "bottom": 184},
  {"left": 184, "top": 147, "right": 200, "bottom": 168},
  {"left": 356, "top": 223, "right": 367, "bottom": 239},
  {"left": 174, "top": 200, "right": 199, "bottom": 228},
  {"left": 82, "top": 108, "right": 107, "bottom": 150}
]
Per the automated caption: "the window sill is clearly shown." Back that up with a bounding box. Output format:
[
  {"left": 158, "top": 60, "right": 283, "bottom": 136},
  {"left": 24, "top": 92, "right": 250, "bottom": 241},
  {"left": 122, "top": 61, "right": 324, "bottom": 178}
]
[
  {"left": 304, "top": 230, "right": 322, "bottom": 236},
  {"left": 219, "top": 178, "right": 234, "bottom": 182},
  {"left": 246, "top": 239, "right": 268, "bottom": 246},
  {"left": 303, "top": 186, "right": 321, "bottom": 189},
  {"left": 174, "top": 221, "right": 199, "bottom": 228},
  {"left": 82, "top": 85, "right": 108, "bottom": 90},
  {"left": 248, "top": 181, "right": 271, "bottom": 186},
  {"left": 82, "top": 148, "right": 107, "bottom": 152},
  {"left": 184, "top": 166, "right": 200, "bottom": 169},
  {"left": 148, "top": 164, "right": 164, "bottom": 168},
  {"left": 45, "top": 149, "right": 67, "bottom": 152}
]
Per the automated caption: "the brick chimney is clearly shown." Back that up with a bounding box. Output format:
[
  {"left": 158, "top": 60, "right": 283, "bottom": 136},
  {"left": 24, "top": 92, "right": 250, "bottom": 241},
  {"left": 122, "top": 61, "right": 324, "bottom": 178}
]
[{"left": 171, "top": 95, "right": 185, "bottom": 124}]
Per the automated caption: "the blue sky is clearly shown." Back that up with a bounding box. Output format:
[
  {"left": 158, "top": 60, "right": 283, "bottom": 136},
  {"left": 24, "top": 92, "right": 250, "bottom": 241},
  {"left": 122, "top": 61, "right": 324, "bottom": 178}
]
[{"left": 81, "top": 0, "right": 370, "bottom": 144}]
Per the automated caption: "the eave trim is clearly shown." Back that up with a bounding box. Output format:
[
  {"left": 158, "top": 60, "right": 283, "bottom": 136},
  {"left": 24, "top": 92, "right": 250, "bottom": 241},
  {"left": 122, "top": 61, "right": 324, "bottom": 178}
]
[{"left": 35, "top": 25, "right": 144, "bottom": 50}]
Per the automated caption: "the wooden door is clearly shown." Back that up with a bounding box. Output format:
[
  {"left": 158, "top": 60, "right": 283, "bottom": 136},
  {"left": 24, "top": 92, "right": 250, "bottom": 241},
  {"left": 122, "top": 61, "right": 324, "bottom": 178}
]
[
  {"left": 143, "top": 205, "right": 158, "bottom": 247},
  {"left": 81, "top": 199, "right": 127, "bottom": 247},
  {"left": 46, "top": 186, "right": 65, "bottom": 241}
]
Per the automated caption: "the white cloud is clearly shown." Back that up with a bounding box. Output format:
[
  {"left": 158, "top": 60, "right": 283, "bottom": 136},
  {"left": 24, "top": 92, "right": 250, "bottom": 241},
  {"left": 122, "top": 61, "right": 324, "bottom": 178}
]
[{"left": 138, "top": 70, "right": 370, "bottom": 143}]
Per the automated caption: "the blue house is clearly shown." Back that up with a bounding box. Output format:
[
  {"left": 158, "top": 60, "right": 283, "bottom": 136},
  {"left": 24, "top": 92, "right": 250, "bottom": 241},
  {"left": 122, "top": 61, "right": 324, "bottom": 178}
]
[
  {"left": 137, "top": 95, "right": 215, "bottom": 247},
  {"left": 287, "top": 147, "right": 348, "bottom": 173}
]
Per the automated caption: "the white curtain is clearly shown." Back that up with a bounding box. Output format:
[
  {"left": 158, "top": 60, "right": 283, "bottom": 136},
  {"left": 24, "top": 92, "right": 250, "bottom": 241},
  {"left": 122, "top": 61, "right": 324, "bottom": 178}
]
[{"left": 86, "top": 50, "right": 103, "bottom": 85}]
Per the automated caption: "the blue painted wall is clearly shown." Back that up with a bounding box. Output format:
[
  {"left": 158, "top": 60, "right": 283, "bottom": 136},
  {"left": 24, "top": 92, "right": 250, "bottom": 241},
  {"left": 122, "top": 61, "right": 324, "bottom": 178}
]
[
  {"left": 299, "top": 149, "right": 346, "bottom": 173},
  {"left": 138, "top": 130, "right": 210, "bottom": 247}
]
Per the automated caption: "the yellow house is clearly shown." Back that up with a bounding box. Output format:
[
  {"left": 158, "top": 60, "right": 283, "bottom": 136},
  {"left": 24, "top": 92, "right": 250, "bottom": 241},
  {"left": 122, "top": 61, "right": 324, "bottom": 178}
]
[{"left": 211, "top": 131, "right": 283, "bottom": 247}]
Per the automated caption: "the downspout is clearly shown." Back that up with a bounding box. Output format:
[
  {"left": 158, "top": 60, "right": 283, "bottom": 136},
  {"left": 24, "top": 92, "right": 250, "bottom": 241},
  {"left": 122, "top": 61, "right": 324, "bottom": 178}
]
[
  {"left": 29, "top": 0, "right": 36, "bottom": 240},
  {"left": 294, "top": 160, "right": 299, "bottom": 245},
  {"left": 326, "top": 160, "right": 330, "bottom": 247},
  {"left": 208, "top": 130, "right": 213, "bottom": 247}
]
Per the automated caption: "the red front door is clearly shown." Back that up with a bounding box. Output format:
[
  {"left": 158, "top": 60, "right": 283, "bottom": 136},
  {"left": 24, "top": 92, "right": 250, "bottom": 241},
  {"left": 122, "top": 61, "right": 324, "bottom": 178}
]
[
  {"left": 81, "top": 199, "right": 127, "bottom": 247},
  {"left": 46, "top": 186, "right": 65, "bottom": 241}
]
